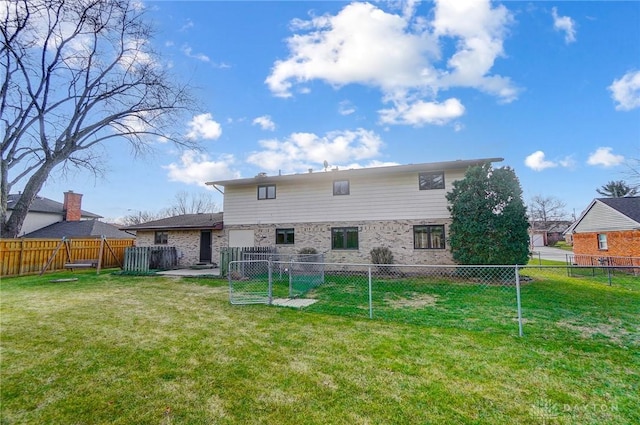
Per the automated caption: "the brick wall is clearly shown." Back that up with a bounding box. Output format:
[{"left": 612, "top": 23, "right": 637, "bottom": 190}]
[
  {"left": 135, "top": 219, "right": 458, "bottom": 267},
  {"left": 573, "top": 230, "right": 640, "bottom": 257},
  {"left": 135, "top": 230, "right": 225, "bottom": 267},
  {"left": 225, "top": 219, "right": 455, "bottom": 265}
]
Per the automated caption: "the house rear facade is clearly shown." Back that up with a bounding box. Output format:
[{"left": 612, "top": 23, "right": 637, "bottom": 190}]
[
  {"left": 122, "top": 213, "right": 224, "bottom": 268},
  {"left": 208, "top": 158, "right": 502, "bottom": 265}
]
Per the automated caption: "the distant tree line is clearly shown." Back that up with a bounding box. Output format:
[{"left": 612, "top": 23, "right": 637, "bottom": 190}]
[{"left": 120, "top": 191, "right": 219, "bottom": 226}]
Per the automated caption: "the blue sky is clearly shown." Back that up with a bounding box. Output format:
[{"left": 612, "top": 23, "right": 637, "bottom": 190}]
[{"left": 31, "top": 0, "right": 640, "bottom": 222}]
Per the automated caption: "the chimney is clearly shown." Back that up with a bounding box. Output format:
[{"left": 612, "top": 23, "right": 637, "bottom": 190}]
[{"left": 63, "top": 191, "right": 83, "bottom": 222}]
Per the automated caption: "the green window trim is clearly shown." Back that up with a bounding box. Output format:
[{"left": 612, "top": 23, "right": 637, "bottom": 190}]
[
  {"left": 331, "top": 227, "right": 359, "bottom": 250},
  {"left": 276, "top": 228, "right": 295, "bottom": 245},
  {"left": 413, "top": 225, "right": 445, "bottom": 249}
]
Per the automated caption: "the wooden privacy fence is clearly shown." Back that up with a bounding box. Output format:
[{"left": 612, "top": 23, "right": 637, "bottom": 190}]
[
  {"left": 0, "top": 238, "right": 135, "bottom": 277},
  {"left": 220, "top": 246, "right": 276, "bottom": 277},
  {"left": 123, "top": 246, "right": 178, "bottom": 273}
]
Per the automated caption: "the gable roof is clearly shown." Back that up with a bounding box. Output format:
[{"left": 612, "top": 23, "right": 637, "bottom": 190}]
[
  {"left": 7, "top": 194, "right": 101, "bottom": 218},
  {"left": 566, "top": 197, "right": 640, "bottom": 234},
  {"left": 597, "top": 197, "right": 640, "bottom": 223},
  {"left": 122, "top": 213, "right": 224, "bottom": 231},
  {"left": 207, "top": 157, "right": 504, "bottom": 188},
  {"left": 23, "top": 219, "right": 134, "bottom": 239}
]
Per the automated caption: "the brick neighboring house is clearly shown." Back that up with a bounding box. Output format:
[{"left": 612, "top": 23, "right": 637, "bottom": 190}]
[
  {"left": 122, "top": 213, "right": 224, "bottom": 268},
  {"left": 6, "top": 191, "right": 101, "bottom": 237},
  {"left": 207, "top": 158, "right": 503, "bottom": 265},
  {"left": 567, "top": 197, "right": 640, "bottom": 260}
]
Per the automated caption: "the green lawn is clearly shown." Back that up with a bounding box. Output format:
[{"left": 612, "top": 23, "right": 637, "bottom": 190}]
[{"left": 1, "top": 269, "right": 638, "bottom": 424}]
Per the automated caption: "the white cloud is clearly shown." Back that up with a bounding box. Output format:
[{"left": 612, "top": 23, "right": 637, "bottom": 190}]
[
  {"left": 432, "top": 0, "right": 517, "bottom": 100},
  {"left": 181, "top": 44, "right": 210, "bottom": 63},
  {"left": 246, "top": 129, "right": 384, "bottom": 173},
  {"left": 587, "top": 147, "right": 625, "bottom": 167},
  {"left": 379, "top": 97, "right": 464, "bottom": 126},
  {"left": 609, "top": 70, "right": 640, "bottom": 111},
  {"left": 186, "top": 113, "right": 222, "bottom": 140},
  {"left": 180, "top": 19, "right": 194, "bottom": 32},
  {"left": 551, "top": 7, "right": 577, "bottom": 44},
  {"left": 265, "top": 0, "right": 517, "bottom": 125},
  {"left": 558, "top": 156, "right": 577, "bottom": 169},
  {"left": 525, "top": 151, "right": 558, "bottom": 171},
  {"left": 252, "top": 115, "right": 276, "bottom": 131},
  {"left": 164, "top": 151, "right": 239, "bottom": 187},
  {"left": 338, "top": 100, "right": 356, "bottom": 116}
]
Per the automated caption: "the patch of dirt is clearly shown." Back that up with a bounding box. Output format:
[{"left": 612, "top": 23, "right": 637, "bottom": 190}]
[
  {"left": 557, "top": 319, "right": 636, "bottom": 345},
  {"left": 386, "top": 293, "right": 438, "bottom": 308}
]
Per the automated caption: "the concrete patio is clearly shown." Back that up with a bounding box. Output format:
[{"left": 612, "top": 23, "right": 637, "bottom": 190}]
[{"left": 157, "top": 268, "right": 221, "bottom": 277}]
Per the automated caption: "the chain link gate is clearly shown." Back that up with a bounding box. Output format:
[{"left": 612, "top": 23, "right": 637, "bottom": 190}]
[
  {"left": 228, "top": 260, "right": 272, "bottom": 305},
  {"left": 228, "top": 259, "right": 327, "bottom": 305}
]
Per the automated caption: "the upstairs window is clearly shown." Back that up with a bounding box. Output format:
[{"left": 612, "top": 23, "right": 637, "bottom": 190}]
[
  {"left": 332, "top": 227, "right": 359, "bottom": 250},
  {"left": 258, "top": 184, "right": 276, "bottom": 200},
  {"left": 414, "top": 225, "right": 445, "bottom": 249},
  {"left": 597, "top": 234, "right": 608, "bottom": 250},
  {"left": 333, "top": 180, "right": 350, "bottom": 195},
  {"left": 276, "top": 228, "right": 295, "bottom": 245},
  {"left": 154, "top": 231, "right": 168, "bottom": 245},
  {"left": 419, "top": 172, "right": 445, "bottom": 190}
]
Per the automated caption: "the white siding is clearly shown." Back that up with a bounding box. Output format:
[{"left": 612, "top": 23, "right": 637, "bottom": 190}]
[
  {"left": 13, "top": 212, "right": 61, "bottom": 237},
  {"left": 222, "top": 170, "right": 463, "bottom": 225},
  {"left": 574, "top": 201, "right": 639, "bottom": 232}
]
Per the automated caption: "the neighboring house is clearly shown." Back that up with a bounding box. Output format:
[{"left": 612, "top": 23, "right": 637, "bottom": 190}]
[
  {"left": 6, "top": 191, "right": 101, "bottom": 237},
  {"left": 207, "top": 158, "right": 503, "bottom": 265},
  {"left": 23, "top": 219, "right": 133, "bottom": 239},
  {"left": 122, "top": 213, "right": 224, "bottom": 267},
  {"left": 529, "top": 220, "right": 573, "bottom": 247},
  {"left": 567, "top": 197, "right": 640, "bottom": 258}
]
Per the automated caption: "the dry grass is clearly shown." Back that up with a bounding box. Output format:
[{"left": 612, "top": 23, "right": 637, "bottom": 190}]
[{"left": 1, "top": 269, "right": 638, "bottom": 424}]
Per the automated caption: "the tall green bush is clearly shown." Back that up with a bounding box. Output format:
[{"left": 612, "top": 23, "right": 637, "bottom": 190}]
[{"left": 446, "top": 163, "right": 530, "bottom": 265}]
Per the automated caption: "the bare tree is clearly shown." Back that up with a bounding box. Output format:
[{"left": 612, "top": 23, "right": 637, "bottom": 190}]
[
  {"left": 118, "top": 191, "right": 219, "bottom": 226},
  {"left": 1, "top": 0, "right": 198, "bottom": 237},
  {"left": 163, "top": 191, "right": 219, "bottom": 216},
  {"left": 119, "top": 210, "right": 167, "bottom": 227},
  {"left": 529, "top": 195, "right": 569, "bottom": 228},
  {"left": 626, "top": 157, "right": 640, "bottom": 188}
]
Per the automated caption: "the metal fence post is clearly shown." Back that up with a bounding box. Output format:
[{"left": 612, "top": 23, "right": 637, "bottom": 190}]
[
  {"left": 368, "top": 266, "right": 373, "bottom": 319},
  {"left": 289, "top": 259, "right": 293, "bottom": 298},
  {"left": 515, "top": 265, "right": 523, "bottom": 337},
  {"left": 268, "top": 260, "right": 273, "bottom": 305}
]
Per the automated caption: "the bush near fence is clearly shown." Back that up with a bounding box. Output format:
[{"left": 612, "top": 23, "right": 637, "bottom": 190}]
[{"left": 0, "top": 238, "right": 134, "bottom": 277}]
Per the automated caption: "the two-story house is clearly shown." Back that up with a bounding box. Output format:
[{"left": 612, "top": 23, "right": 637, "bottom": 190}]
[
  {"left": 207, "top": 158, "right": 502, "bottom": 265},
  {"left": 6, "top": 191, "right": 102, "bottom": 237}
]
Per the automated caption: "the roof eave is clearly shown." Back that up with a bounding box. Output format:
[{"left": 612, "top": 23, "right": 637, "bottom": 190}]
[{"left": 207, "top": 157, "right": 504, "bottom": 187}]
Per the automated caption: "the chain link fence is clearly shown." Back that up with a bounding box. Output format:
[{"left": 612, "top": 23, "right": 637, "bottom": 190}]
[{"left": 229, "top": 259, "right": 639, "bottom": 338}]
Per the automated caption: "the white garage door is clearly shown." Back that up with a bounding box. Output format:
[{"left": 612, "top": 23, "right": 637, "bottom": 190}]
[{"left": 531, "top": 234, "right": 544, "bottom": 247}]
